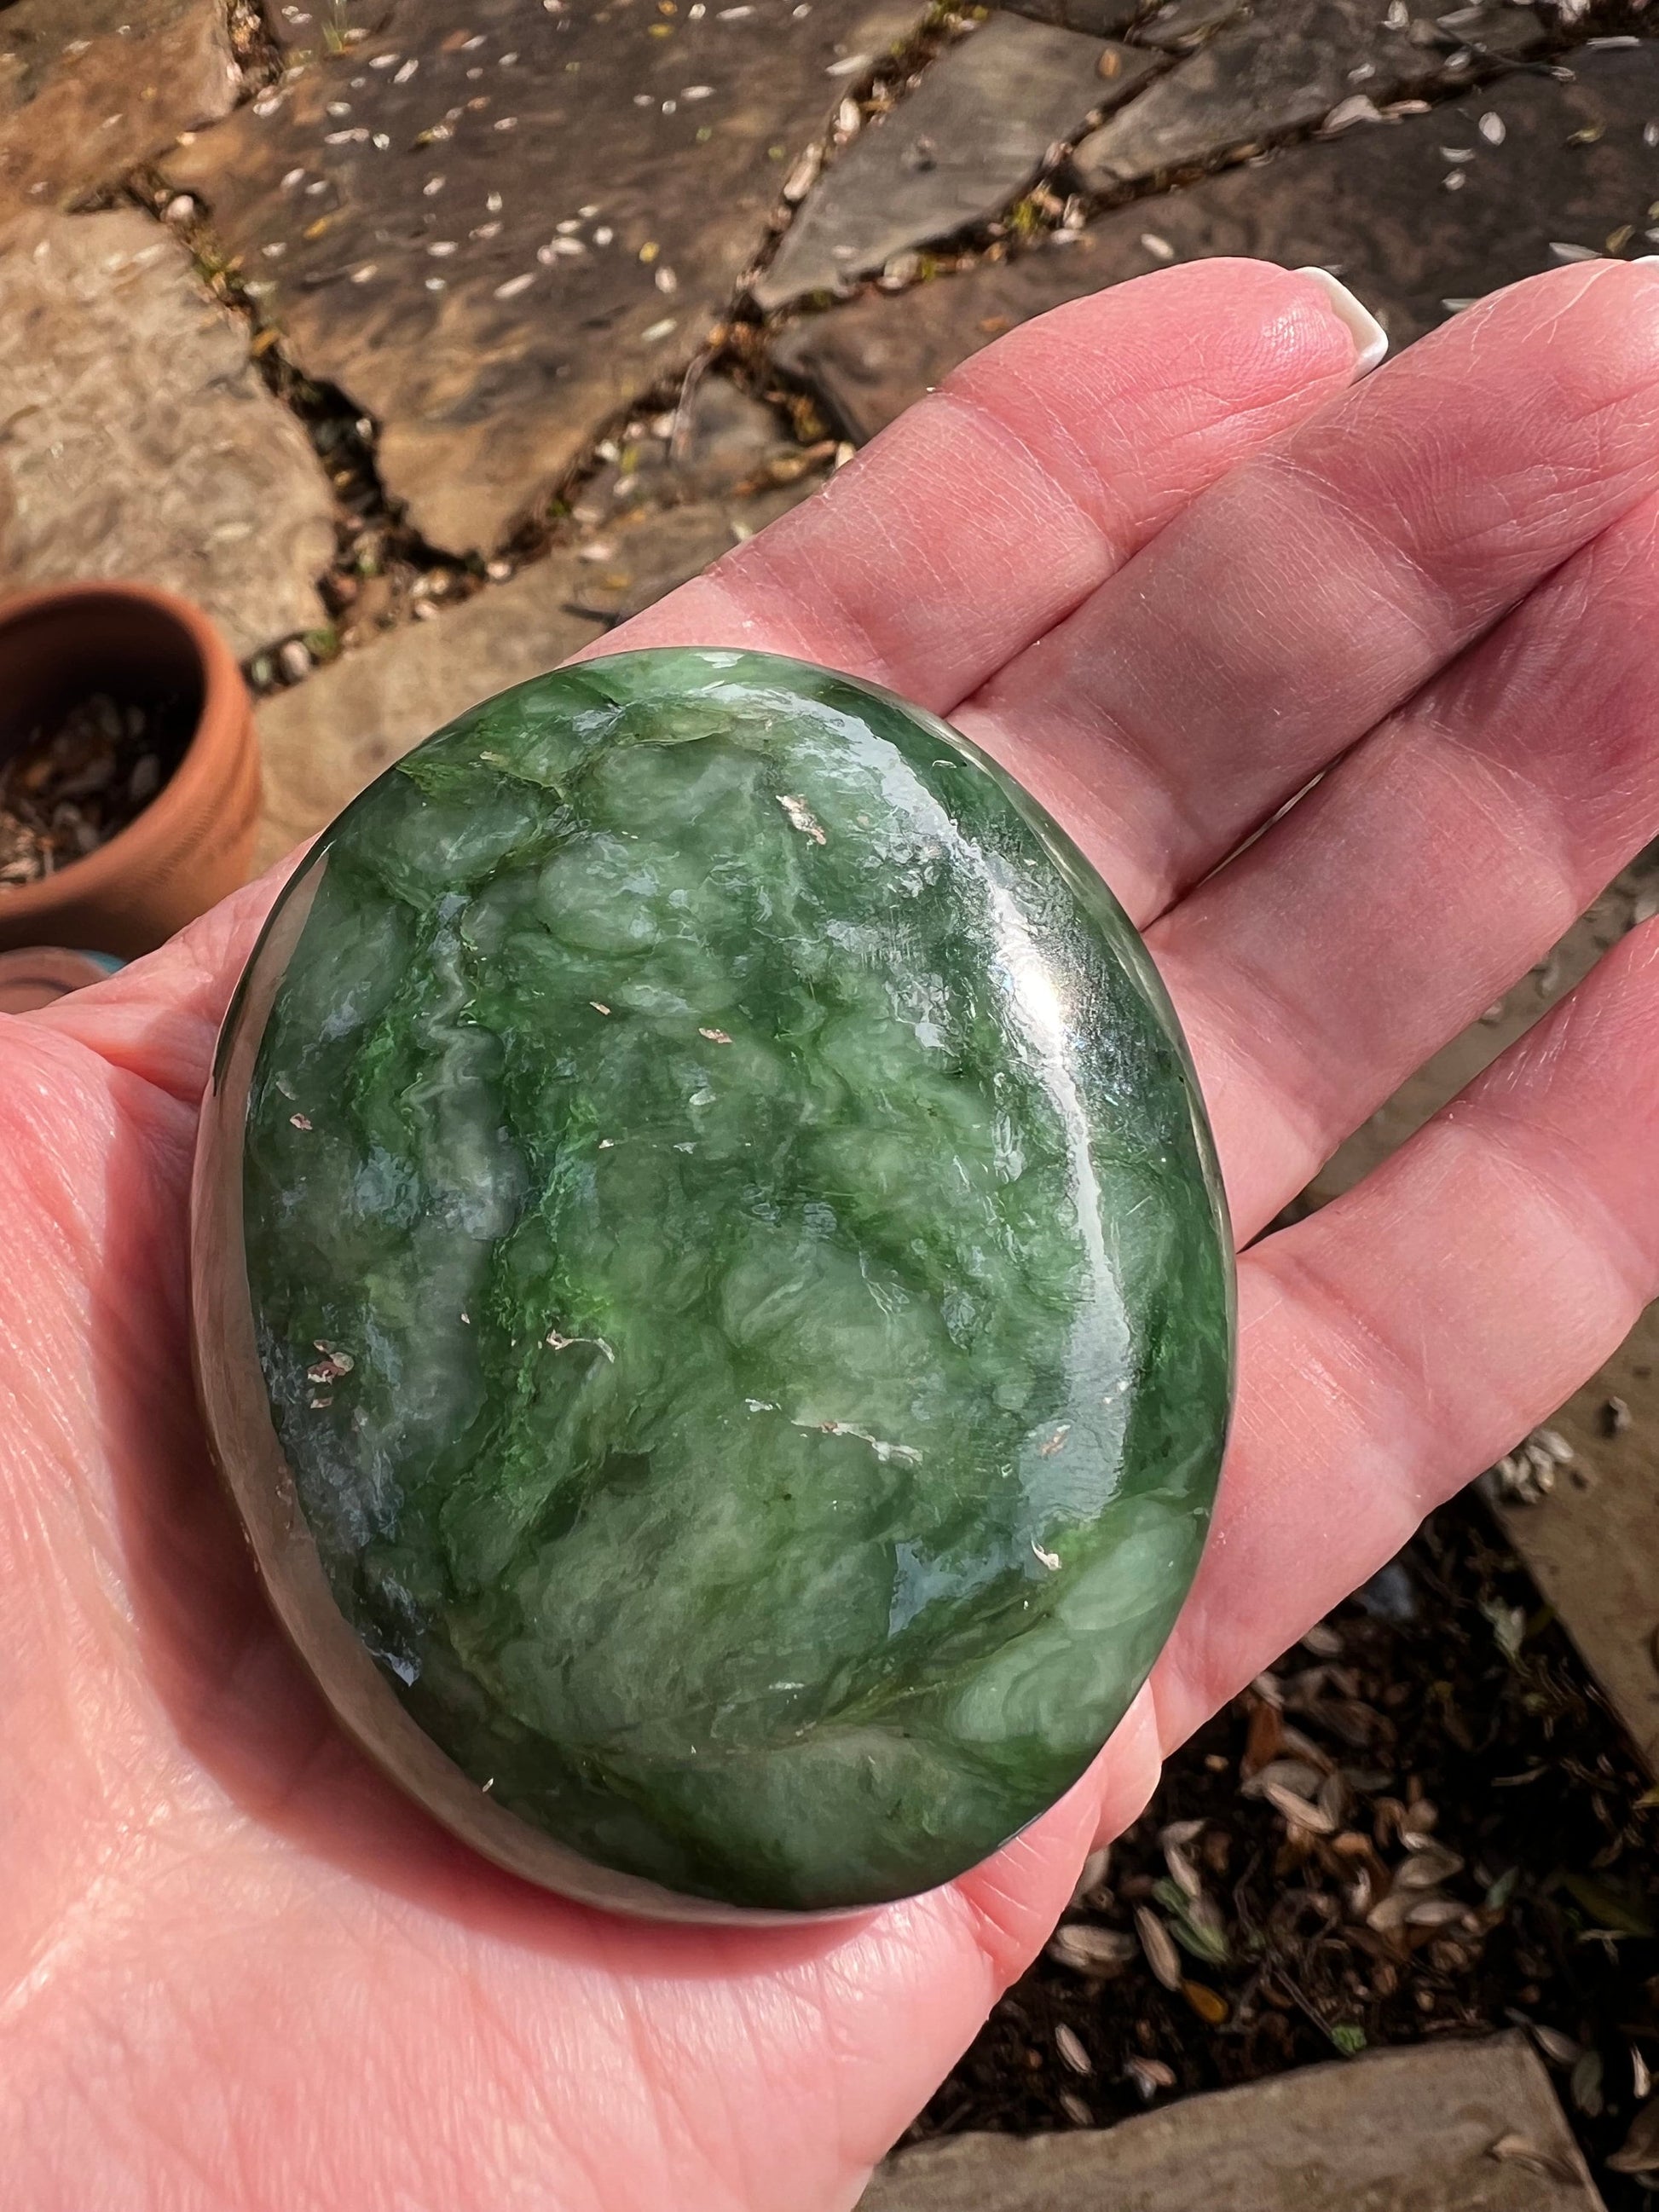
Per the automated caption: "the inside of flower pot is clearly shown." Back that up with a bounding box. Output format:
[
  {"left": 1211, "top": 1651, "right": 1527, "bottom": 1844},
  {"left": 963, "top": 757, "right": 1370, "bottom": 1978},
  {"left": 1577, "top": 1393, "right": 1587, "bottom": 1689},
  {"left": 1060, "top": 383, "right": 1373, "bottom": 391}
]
[{"left": 0, "top": 592, "right": 205, "bottom": 887}]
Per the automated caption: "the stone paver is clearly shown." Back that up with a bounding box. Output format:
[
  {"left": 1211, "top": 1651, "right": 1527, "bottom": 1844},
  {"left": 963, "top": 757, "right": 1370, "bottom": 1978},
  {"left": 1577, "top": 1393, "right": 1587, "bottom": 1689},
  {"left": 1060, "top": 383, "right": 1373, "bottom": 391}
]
[
  {"left": 654, "top": 373, "right": 803, "bottom": 498},
  {"left": 0, "top": 0, "right": 240, "bottom": 217},
  {"left": 858, "top": 2035, "right": 1604, "bottom": 2209},
  {"left": 751, "top": 15, "right": 1156, "bottom": 309},
  {"left": 565, "top": 476, "right": 815, "bottom": 625},
  {"left": 0, "top": 209, "right": 337, "bottom": 660},
  {"left": 1071, "top": 0, "right": 1545, "bottom": 188},
  {"left": 255, "top": 466, "right": 824, "bottom": 862},
  {"left": 772, "top": 240, "right": 1108, "bottom": 444},
  {"left": 263, "top": 1, "right": 396, "bottom": 60},
  {"left": 776, "top": 47, "right": 1659, "bottom": 442},
  {"left": 257, "top": 558, "right": 604, "bottom": 865},
  {"left": 166, "top": 0, "right": 926, "bottom": 555},
  {"left": 1001, "top": 0, "right": 1142, "bottom": 33}
]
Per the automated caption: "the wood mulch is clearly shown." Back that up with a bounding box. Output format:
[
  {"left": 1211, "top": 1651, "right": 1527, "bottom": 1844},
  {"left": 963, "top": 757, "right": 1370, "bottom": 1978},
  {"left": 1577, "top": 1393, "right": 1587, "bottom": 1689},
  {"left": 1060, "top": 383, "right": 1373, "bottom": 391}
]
[{"left": 917, "top": 1493, "right": 1659, "bottom": 2204}]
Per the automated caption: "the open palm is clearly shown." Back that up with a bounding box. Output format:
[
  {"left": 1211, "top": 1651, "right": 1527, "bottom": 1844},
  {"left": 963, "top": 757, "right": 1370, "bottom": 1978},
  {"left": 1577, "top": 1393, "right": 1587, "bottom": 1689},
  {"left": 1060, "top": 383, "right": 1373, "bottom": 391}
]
[{"left": 4, "top": 257, "right": 1658, "bottom": 2211}]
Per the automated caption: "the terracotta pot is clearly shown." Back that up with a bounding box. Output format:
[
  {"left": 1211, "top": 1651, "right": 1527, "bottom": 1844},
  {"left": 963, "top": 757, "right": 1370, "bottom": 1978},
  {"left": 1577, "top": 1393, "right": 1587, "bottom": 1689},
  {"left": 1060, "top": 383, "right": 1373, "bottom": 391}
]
[
  {"left": 0, "top": 582, "right": 260, "bottom": 958},
  {"left": 0, "top": 946, "right": 121, "bottom": 1014}
]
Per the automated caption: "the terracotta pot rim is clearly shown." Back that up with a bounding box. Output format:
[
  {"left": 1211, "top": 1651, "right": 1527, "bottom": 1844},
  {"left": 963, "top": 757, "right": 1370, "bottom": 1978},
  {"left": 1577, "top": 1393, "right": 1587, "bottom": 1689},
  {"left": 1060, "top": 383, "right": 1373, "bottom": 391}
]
[{"left": 0, "top": 580, "right": 246, "bottom": 927}]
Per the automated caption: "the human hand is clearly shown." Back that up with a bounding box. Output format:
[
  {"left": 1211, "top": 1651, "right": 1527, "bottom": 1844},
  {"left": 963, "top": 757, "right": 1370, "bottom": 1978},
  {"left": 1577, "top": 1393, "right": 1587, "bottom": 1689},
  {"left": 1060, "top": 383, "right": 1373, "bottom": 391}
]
[{"left": 4, "top": 257, "right": 1658, "bottom": 2210}]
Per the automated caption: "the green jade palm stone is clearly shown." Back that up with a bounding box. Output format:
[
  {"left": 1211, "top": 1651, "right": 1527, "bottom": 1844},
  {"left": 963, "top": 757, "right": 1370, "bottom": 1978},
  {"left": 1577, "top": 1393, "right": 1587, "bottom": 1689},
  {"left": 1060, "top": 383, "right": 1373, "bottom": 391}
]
[{"left": 193, "top": 648, "right": 1234, "bottom": 1921}]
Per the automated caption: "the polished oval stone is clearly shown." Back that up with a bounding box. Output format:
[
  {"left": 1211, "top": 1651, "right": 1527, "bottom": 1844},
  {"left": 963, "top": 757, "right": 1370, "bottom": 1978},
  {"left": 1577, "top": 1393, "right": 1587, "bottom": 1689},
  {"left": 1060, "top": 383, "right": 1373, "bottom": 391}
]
[{"left": 197, "top": 648, "right": 1233, "bottom": 1917}]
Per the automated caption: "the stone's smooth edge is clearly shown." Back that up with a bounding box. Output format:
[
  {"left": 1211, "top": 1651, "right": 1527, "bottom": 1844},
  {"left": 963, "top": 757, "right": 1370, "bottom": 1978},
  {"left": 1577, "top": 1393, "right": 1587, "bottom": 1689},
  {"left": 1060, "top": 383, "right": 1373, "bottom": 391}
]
[
  {"left": 202, "top": 647, "right": 1235, "bottom": 1919},
  {"left": 851, "top": 661, "right": 1237, "bottom": 1339},
  {"left": 193, "top": 854, "right": 871, "bottom": 1926}
]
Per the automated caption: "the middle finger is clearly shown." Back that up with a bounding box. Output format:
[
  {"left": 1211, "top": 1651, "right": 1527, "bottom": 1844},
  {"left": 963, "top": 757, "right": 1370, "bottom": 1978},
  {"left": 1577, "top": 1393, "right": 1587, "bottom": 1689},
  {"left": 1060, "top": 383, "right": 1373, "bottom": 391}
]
[{"left": 958, "top": 261, "right": 1659, "bottom": 923}]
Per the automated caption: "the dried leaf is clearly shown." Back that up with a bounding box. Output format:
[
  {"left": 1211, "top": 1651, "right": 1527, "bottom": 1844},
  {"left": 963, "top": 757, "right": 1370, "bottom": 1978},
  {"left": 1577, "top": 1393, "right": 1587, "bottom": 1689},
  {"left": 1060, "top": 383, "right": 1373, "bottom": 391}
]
[
  {"left": 1266, "top": 1782, "right": 1337, "bottom": 1835},
  {"left": 1182, "top": 1978, "right": 1228, "bottom": 2025},
  {"left": 1405, "top": 1897, "right": 1468, "bottom": 1929},
  {"left": 1530, "top": 2024, "right": 1583, "bottom": 2067},
  {"left": 1610, "top": 2094, "right": 1659, "bottom": 2174},
  {"left": 1069, "top": 1845, "right": 1112, "bottom": 1907},
  {"left": 1366, "top": 1889, "right": 1418, "bottom": 1934},
  {"left": 1152, "top": 1880, "right": 1231, "bottom": 1968},
  {"left": 1124, "top": 2054, "right": 1175, "bottom": 2101},
  {"left": 1488, "top": 2134, "right": 1581, "bottom": 2184},
  {"left": 1400, "top": 1797, "right": 1439, "bottom": 1842},
  {"left": 1485, "top": 1865, "right": 1521, "bottom": 1912},
  {"left": 1561, "top": 1871, "right": 1655, "bottom": 1938},
  {"left": 1241, "top": 1698, "right": 1284, "bottom": 1777},
  {"left": 1395, "top": 1844, "right": 1464, "bottom": 1891},
  {"left": 1278, "top": 1722, "right": 1334, "bottom": 1770},
  {"left": 1321, "top": 91, "right": 1384, "bottom": 133},
  {"left": 1164, "top": 1839, "right": 1203, "bottom": 1900},
  {"left": 1482, "top": 1597, "right": 1526, "bottom": 1661},
  {"left": 1047, "top": 1924, "right": 1137, "bottom": 1977},
  {"left": 1570, "top": 2048, "right": 1604, "bottom": 2117},
  {"left": 1136, "top": 1905, "right": 1184, "bottom": 1991},
  {"left": 1159, "top": 1817, "right": 1205, "bottom": 1850},
  {"left": 1241, "top": 1759, "right": 1323, "bottom": 1802}
]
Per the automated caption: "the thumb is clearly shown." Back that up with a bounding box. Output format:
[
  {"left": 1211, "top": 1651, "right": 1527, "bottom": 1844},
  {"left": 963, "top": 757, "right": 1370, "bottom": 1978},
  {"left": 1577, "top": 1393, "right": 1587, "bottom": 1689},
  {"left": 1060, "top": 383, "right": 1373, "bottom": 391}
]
[{"left": 23, "top": 847, "right": 304, "bottom": 1105}]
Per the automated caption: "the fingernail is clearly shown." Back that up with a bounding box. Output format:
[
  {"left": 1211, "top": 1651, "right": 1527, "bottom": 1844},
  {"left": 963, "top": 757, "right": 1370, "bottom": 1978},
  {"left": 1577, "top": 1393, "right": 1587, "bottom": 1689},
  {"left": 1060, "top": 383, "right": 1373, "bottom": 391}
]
[{"left": 1294, "top": 266, "right": 1390, "bottom": 377}]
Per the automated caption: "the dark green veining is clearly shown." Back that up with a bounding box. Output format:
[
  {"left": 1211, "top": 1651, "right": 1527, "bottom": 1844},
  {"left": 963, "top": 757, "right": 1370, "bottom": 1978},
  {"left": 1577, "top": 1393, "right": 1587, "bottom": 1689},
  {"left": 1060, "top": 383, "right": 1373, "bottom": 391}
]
[{"left": 237, "top": 649, "right": 1233, "bottom": 1911}]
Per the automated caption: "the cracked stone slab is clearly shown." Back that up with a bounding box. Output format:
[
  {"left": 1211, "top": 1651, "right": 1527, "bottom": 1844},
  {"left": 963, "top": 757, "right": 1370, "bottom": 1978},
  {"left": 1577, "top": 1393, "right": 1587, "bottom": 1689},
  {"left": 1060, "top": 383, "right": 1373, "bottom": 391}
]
[
  {"left": 751, "top": 14, "right": 1156, "bottom": 310},
  {"left": 1136, "top": 0, "right": 1250, "bottom": 50},
  {"left": 255, "top": 471, "right": 823, "bottom": 863},
  {"left": 0, "top": 209, "right": 337, "bottom": 660},
  {"left": 257, "top": 567, "right": 605, "bottom": 867},
  {"left": 777, "top": 46, "right": 1659, "bottom": 441},
  {"left": 0, "top": 0, "right": 240, "bottom": 217},
  {"left": 998, "top": 0, "right": 1143, "bottom": 35},
  {"left": 167, "top": 0, "right": 925, "bottom": 556},
  {"left": 858, "top": 2035, "right": 1604, "bottom": 2210},
  {"left": 1071, "top": 0, "right": 1546, "bottom": 188}
]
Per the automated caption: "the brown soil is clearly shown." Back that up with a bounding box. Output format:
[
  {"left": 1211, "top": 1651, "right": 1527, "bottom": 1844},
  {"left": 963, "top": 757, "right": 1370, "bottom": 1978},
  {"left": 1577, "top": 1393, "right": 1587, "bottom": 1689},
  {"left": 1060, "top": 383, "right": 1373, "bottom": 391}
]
[
  {"left": 0, "top": 689, "right": 190, "bottom": 887},
  {"left": 920, "top": 1493, "right": 1659, "bottom": 2205}
]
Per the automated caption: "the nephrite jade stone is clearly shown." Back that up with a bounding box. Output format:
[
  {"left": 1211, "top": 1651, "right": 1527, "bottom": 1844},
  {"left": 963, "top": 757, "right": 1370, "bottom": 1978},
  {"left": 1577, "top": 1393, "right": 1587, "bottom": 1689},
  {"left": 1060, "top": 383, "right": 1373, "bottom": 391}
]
[{"left": 197, "top": 648, "right": 1234, "bottom": 1919}]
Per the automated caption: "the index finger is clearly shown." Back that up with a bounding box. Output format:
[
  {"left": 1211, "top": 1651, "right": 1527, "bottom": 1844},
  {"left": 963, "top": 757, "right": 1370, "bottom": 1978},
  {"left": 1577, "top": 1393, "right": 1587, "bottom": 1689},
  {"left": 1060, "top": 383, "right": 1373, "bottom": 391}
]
[{"left": 589, "top": 257, "right": 1366, "bottom": 709}]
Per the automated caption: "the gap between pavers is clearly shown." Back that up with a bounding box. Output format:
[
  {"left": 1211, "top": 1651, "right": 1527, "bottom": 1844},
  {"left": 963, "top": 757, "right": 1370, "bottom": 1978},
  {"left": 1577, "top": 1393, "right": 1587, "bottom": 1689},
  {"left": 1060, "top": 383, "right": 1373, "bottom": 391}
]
[
  {"left": 252, "top": 476, "right": 819, "bottom": 865},
  {"left": 858, "top": 2033, "right": 1605, "bottom": 2210},
  {"left": 750, "top": 13, "right": 1157, "bottom": 310},
  {"left": 773, "top": 42, "right": 1658, "bottom": 446},
  {"left": 0, "top": 0, "right": 240, "bottom": 218},
  {"left": 1070, "top": 0, "right": 1544, "bottom": 188},
  {"left": 165, "top": 0, "right": 929, "bottom": 556}
]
